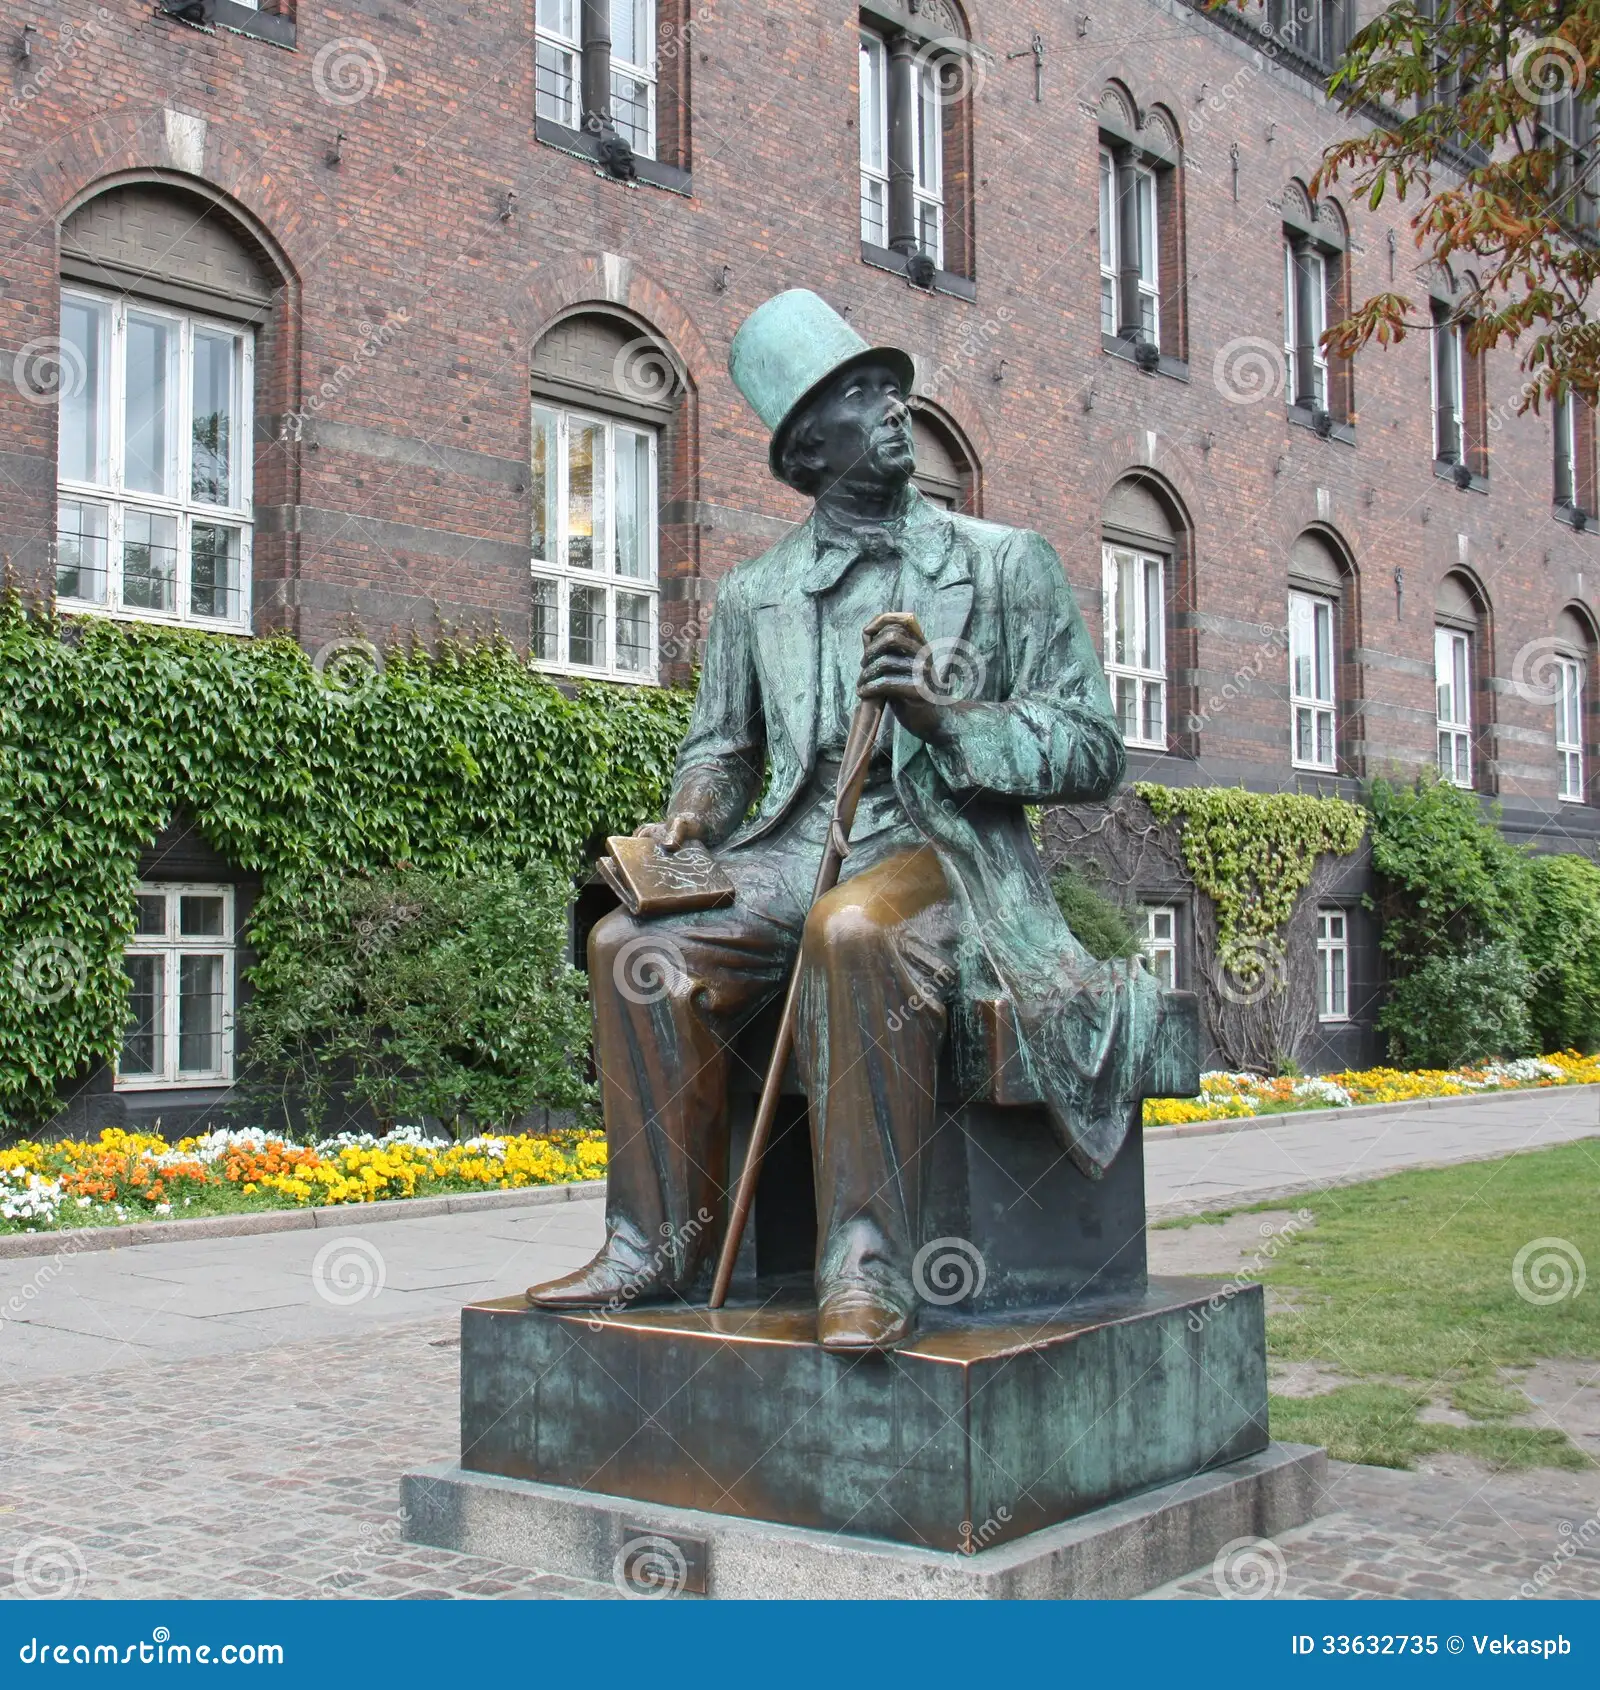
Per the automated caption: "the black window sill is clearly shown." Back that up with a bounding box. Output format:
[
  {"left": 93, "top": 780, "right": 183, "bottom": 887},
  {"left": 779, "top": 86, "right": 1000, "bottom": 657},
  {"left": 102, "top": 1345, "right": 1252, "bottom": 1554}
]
[
  {"left": 1434, "top": 458, "right": 1489, "bottom": 493},
  {"left": 1100, "top": 333, "right": 1188, "bottom": 383},
  {"left": 860, "top": 243, "right": 977, "bottom": 302},
  {"left": 1554, "top": 501, "right": 1596, "bottom": 532},
  {"left": 1286, "top": 404, "right": 1355, "bottom": 446},
  {"left": 157, "top": 0, "right": 296, "bottom": 48},
  {"left": 534, "top": 119, "right": 692, "bottom": 196}
]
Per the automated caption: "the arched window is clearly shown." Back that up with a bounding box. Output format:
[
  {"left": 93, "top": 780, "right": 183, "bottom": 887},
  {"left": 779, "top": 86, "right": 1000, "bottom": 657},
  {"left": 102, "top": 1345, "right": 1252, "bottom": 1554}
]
[
  {"left": 858, "top": 2, "right": 976, "bottom": 290},
  {"left": 1286, "top": 531, "right": 1358, "bottom": 774},
  {"left": 529, "top": 310, "right": 681, "bottom": 682},
  {"left": 1102, "top": 476, "right": 1188, "bottom": 753},
  {"left": 53, "top": 182, "right": 280, "bottom": 633},
  {"left": 1435, "top": 572, "right": 1492, "bottom": 789},
  {"left": 909, "top": 404, "right": 978, "bottom": 513},
  {"left": 1553, "top": 606, "right": 1596, "bottom": 803},
  {"left": 1097, "top": 89, "right": 1186, "bottom": 370},
  {"left": 1281, "top": 184, "right": 1352, "bottom": 431}
]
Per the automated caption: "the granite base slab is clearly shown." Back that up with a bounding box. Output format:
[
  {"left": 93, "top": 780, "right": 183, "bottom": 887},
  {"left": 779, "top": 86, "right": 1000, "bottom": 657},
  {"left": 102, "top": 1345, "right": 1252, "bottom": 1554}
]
[
  {"left": 456, "top": 1275, "right": 1270, "bottom": 1553},
  {"left": 402, "top": 1441, "right": 1327, "bottom": 1599}
]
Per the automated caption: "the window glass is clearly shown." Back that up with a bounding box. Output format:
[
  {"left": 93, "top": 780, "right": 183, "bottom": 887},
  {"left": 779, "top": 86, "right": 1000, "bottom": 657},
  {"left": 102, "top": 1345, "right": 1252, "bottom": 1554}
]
[
  {"left": 121, "top": 954, "right": 164, "bottom": 1078},
  {"left": 1098, "top": 151, "right": 1117, "bottom": 336},
  {"left": 1139, "top": 904, "right": 1177, "bottom": 990},
  {"left": 1103, "top": 544, "right": 1166, "bottom": 749},
  {"left": 58, "top": 296, "right": 108, "bottom": 487},
  {"left": 1316, "top": 907, "right": 1349, "bottom": 1021},
  {"left": 124, "top": 313, "right": 174, "bottom": 498},
  {"left": 55, "top": 292, "right": 252, "bottom": 629},
  {"left": 191, "top": 331, "right": 234, "bottom": 505},
  {"left": 1557, "top": 655, "right": 1584, "bottom": 800},
  {"left": 119, "top": 885, "right": 233, "bottom": 1088},
  {"left": 530, "top": 403, "right": 658, "bottom": 680},
  {"left": 178, "top": 954, "right": 225, "bottom": 1075},
  {"left": 1435, "top": 626, "right": 1473, "bottom": 786},
  {"left": 859, "top": 32, "right": 889, "bottom": 246}
]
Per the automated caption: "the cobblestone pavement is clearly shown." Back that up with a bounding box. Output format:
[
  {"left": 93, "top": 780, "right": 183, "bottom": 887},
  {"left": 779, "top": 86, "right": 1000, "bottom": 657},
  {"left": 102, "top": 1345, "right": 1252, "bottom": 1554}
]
[{"left": 2, "top": 1308, "right": 1597, "bottom": 1601}]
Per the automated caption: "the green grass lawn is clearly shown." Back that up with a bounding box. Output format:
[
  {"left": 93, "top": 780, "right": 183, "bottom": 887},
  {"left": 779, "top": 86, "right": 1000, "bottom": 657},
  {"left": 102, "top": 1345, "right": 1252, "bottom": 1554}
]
[{"left": 1195, "top": 1141, "right": 1600, "bottom": 1470}]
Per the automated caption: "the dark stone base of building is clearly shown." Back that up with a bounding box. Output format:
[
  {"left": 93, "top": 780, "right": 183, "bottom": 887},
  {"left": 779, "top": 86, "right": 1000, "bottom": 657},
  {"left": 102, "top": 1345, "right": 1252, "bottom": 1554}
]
[{"left": 447, "top": 1277, "right": 1270, "bottom": 1556}]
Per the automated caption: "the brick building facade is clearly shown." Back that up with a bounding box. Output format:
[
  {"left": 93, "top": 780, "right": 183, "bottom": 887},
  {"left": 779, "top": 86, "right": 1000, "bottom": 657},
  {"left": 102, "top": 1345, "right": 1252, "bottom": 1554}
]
[{"left": 4, "top": 0, "right": 1596, "bottom": 1118}]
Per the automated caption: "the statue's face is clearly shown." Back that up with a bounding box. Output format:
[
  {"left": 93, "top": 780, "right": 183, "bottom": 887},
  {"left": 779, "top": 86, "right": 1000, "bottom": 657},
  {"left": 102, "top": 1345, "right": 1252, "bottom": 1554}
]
[{"left": 795, "top": 360, "right": 915, "bottom": 492}]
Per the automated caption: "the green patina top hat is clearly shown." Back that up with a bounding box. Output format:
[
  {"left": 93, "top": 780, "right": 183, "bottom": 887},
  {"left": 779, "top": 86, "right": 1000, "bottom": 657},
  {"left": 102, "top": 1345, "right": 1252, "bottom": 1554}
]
[{"left": 728, "top": 289, "right": 917, "bottom": 478}]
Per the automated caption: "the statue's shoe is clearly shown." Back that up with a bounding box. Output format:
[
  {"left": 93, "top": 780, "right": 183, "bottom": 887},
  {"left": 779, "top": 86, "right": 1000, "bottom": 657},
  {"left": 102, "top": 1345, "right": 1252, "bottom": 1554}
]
[
  {"left": 816, "top": 1286, "right": 913, "bottom": 1353},
  {"left": 526, "top": 1253, "right": 678, "bottom": 1310}
]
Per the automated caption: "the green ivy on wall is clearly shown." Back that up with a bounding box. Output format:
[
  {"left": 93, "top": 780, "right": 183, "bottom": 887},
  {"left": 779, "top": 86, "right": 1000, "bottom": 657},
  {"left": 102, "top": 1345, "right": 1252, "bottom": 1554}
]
[
  {"left": 0, "top": 595, "right": 691, "bottom": 1129},
  {"left": 1135, "top": 783, "right": 1367, "bottom": 963}
]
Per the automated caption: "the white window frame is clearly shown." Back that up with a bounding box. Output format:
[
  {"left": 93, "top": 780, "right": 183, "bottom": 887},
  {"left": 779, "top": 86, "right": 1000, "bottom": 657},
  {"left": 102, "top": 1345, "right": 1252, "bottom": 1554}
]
[
  {"left": 912, "top": 54, "right": 945, "bottom": 268},
  {"left": 1283, "top": 240, "right": 1329, "bottom": 411},
  {"left": 1432, "top": 313, "right": 1468, "bottom": 463},
  {"left": 1140, "top": 903, "right": 1178, "bottom": 990},
  {"left": 535, "top": 0, "right": 582, "bottom": 129},
  {"left": 1315, "top": 907, "right": 1349, "bottom": 1023},
  {"left": 1098, "top": 149, "right": 1160, "bottom": 343},
  {"left": 1555, "top": 392, "right": 1579, "bottom": 507},
  {"left": 1557, "top": 653, "right": 1585, "bottom": 802},
  {"left": 530, "top": 402, "right": 659, "bottom": 683},
  {"left": 55, "top": 288, "right": 253, "bottom": 633},
  {"left": 117, "top": 884, "right": 235, "bottom": 1090},
  {"left": 859, "top": 31, "right": 890, "bottom": 248},
  {"left": 1098, "top": 148, "right": 1118, "bottom": 337},
  {"left": 609, "top": 0, "right": 657, "bottom": 159},
  {"left": 1102, "top": 543, "right": 1167, "bottom": 750},
  {"left": 1289, "top": 590, "right": 1338, "bottom": 771},
  {"left": 1435, "top": 624, "right": 1474, "bottom": 788}
]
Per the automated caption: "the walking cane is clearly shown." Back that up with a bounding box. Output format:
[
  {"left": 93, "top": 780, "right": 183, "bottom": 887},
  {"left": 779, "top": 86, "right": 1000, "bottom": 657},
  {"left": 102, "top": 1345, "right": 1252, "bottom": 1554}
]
[{"left": 707, "top": 688, "right": 888, "bottom": 1309}]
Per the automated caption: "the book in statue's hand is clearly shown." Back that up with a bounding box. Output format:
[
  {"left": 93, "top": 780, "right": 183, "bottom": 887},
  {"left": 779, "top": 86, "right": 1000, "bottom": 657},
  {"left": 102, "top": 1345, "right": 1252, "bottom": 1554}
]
[{"left": 598, "top": 834, "right": 737, "bottom": 918}]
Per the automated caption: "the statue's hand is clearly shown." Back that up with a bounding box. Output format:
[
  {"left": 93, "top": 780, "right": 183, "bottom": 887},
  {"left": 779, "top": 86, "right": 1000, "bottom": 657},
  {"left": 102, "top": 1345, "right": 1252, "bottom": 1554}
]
[
  {"left": 857, "top": 612, "right": 951, "bottom": 744},
  {"left": 635, "top": 812, "right": 706, "bottom": 853}
]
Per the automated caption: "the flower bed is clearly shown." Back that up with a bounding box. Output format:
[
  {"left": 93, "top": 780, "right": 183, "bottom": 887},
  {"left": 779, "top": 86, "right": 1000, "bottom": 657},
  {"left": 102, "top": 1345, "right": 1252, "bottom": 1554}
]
[
  {"left": 1142, "top": 1052, "right": 1600, "bottom": 1128},
  {"left": 0, "top": 1125, "right": 607, "bottom": 1234}
]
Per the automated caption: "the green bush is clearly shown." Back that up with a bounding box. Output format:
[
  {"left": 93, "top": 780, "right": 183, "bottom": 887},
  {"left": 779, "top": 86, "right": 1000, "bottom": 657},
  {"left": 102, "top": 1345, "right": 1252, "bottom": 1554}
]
[
  {"left": 1376, "top": 941, "right": 1533, "bottom": 1067},
  {"left": 240, "top": 866, "right": 596, "bottom": 1137},
  {"left": 1050, "top": 865, "right": 1143, "bottom": 961},
  {"left": 1365, "top": 772, "right": 1534, "bottom": 965},
  {"left": 1523, "top": 854, "right": 1600, "bottom": 1054},
  {"left": 0, "top": 596, "right": 690, "bottom": 1131}
]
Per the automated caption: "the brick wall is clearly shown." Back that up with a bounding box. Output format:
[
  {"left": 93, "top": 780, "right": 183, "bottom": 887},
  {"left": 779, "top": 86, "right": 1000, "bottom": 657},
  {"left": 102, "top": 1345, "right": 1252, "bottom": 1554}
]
[{"left": 0, "top": 0, "right": 1596, "bottom": 857}]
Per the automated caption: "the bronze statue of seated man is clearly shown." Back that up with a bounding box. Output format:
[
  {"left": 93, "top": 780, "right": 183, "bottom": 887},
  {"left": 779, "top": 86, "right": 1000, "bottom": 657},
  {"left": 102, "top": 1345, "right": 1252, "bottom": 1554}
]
[{"left": 528, "top": 289, "right": 1161, "bottom": 1352}]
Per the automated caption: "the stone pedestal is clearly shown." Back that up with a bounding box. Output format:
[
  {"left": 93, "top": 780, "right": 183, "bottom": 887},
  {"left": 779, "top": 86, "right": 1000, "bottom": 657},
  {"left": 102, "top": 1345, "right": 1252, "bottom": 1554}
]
[
  {"left": 447, "top": 1276, "right": 1267, "bottom": 1554},
  {"left": 403, "top": 1443, "right": 1326, "bottom": 1599}
]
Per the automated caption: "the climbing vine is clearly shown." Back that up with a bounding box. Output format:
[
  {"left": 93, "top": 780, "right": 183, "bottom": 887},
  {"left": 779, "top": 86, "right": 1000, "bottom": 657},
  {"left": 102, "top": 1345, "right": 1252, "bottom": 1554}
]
[
  {"left": 0, "top": 595, "right": 692, "bottom": 1130},
  {"left": 1135, "top": 784, "right": 1366, "bottom": 963}
]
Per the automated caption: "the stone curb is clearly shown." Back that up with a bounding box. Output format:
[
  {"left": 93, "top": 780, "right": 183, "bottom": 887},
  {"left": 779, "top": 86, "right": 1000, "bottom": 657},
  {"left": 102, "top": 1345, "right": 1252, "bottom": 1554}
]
[
  {"left": 0, "top": 1178, "right": 606, "bottom": 1262},
  {"left": 1141, "top": 1080, "right": 1600, "bottom": 1143}
]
